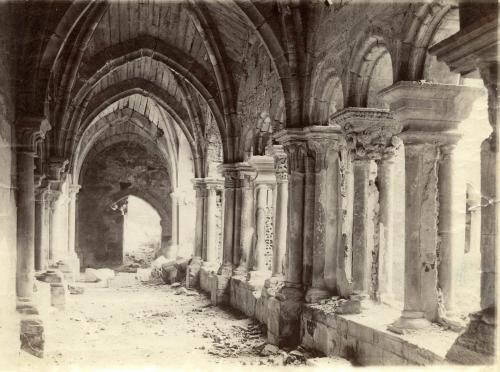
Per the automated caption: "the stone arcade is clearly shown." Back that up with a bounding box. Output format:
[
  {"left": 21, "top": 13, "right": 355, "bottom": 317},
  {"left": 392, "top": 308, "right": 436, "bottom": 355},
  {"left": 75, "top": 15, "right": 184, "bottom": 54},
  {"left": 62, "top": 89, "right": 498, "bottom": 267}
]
[{"left": 0, "top": 0, "right": 497, "bottom": 367}]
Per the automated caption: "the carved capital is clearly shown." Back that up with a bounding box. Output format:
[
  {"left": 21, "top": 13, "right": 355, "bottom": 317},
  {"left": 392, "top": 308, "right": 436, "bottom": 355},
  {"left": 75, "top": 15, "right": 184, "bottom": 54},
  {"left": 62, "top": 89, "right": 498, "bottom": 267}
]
[
  {"left": 330, "top": 108, "right": 401, "bottom": 161},
  {"left": 274, "top": 154, "right": 288, "bottom": 182},
  {"left": 47, "top": 157, "right": 69, "bottom": 182},
  {"left": 218, "top": 163, "right": 256, "bottom": 189},
  {"left": 15, "top": 116, "right": 51, "bottom": 154}
]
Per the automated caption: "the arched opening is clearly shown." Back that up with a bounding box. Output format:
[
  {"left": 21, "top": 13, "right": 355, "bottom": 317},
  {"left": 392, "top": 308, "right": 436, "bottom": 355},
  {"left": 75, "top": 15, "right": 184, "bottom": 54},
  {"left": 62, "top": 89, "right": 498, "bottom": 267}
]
[{"left": 121, "top": 195, "right": 162, "bottom": 267}]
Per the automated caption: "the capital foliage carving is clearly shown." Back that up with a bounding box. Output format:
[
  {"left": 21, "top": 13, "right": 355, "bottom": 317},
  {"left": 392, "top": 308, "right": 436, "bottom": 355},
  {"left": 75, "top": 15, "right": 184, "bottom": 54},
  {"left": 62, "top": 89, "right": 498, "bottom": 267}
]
[
  {"left": 330, "top": 108, "right": 401, "bottom": 160},
  {"left": 273, "top": 153, "right": 288, "bottom": 182}
]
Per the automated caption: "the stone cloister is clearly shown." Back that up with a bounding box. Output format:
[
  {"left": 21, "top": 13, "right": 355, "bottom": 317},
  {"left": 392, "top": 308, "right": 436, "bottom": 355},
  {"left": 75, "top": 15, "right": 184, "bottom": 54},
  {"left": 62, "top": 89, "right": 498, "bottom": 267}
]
[{"left": 0, "top": 0, "right": 497, "bottom": 367}]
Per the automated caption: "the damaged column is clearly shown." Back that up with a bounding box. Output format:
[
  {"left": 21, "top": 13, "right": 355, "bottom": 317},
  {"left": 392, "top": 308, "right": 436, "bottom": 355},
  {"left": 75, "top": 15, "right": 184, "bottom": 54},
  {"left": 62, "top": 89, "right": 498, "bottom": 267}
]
[
  {"left": 271, "top": 146, "right": 288, "bottom": 278},
  {"left": 187, "top": 179, "right": 208, "bottom": 288},
  {"left": 210, "top": 164, "right": 246, "bottom": 304},
  {"left": 269, "top": 130, "right": 307, "bottom": 347},
  {"left": 304, "top": 126, "right": 344, "bottom": 302},
  {"left": 67, "top": 182, "right": 81, "bottom": 280},
  {"left": 248, "top": 155, "right": 275, "bottom": 282},
  {"left": 430, "top": 15, "right": 498, "bottom": 363},
  {"left": 380, "top": 81, "right": 480, "bottom": 330},
  {"left": 332, "top": 108, "right": 401, "bottom": 301},
  {"left": 233, "top": 163, "right": 256, "bottom": 277},
  {"left": 15, "top": 116, "right": 50, "bottom": 357},
  {"left": 34, "top": 175, "right": 47, "bottom": 271}
]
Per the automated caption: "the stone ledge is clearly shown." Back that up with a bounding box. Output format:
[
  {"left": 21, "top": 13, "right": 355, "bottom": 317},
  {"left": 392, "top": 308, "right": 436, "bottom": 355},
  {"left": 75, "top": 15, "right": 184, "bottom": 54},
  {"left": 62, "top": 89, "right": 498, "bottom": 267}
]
[{"left": 301, "top": 302, "right": 458, "bottom": 366}]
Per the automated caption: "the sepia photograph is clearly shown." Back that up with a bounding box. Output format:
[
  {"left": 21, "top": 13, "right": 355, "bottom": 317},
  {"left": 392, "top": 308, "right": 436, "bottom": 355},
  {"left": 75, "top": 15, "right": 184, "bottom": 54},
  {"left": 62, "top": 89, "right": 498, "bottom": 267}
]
[{"left": 0, "top": 0, "right": 498, "bottom": 370}]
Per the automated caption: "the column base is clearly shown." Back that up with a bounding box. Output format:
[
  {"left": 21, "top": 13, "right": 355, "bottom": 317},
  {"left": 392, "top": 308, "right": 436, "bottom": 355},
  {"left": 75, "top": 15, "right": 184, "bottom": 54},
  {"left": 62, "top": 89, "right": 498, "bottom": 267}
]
[
  {"left": 16, "top": 298, "right": 39, "bottom": 316},
  {"left": 16, "top": 298, "right": 44, "bottom": 358},
  {"left": 446, "top": 307, "right": 496, "bottom": 365},
  {"left": 209, "top": 273, "right": 231, "bottom": 305},
  {"left": 388, "top": 311, "right": 431, "bottom": 332},
  {"left": 267, "top": 286, "right": 304, "bottom": 348},
  {"left": 305, "top": 287, "right": 331, "bottom": 303}
]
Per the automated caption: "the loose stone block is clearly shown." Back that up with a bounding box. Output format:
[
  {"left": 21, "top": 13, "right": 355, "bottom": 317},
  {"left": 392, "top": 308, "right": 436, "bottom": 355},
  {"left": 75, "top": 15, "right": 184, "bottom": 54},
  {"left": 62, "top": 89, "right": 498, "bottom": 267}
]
[{"left": 20, "top": 318, "right": 44, "bottom": 358}]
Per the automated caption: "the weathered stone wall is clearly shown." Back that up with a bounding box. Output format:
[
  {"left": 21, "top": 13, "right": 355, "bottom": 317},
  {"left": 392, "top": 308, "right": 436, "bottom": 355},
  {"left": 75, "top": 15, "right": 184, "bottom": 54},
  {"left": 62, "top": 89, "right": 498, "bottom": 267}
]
[
  {"left": 236, "top": 39, "right": 283, "bottom": 157},
  {"left": 0, "top": 2, "right": 20, "bottom": 361},
  {"left": 78, "top": 141, "right": 171, "bottom": 268},
  {"left": 301, "top": 304, "right": 448, "bottom": 366}
]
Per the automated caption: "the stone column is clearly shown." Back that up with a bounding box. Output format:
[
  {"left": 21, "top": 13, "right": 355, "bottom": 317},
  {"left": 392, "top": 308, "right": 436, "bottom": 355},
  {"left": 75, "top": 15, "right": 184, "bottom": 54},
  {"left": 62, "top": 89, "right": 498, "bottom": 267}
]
[
  {"left": 169, "top": 191, "right": 179, "bottom": 258},
  {"left": 218, "top": 165, "right": 239, "bottom": 276},
  {"left": 253, "top": 184, "right": 268, "bottom": 272},
  {"left": 206, "top": 185, "right": 218, "bottom": 263},
  {"left": 380, "top": 82, "right": 480, "bottom": 330},
  {"left": 351, "top": 158, "right": 373, "bottom": 295},
  {"left": 46, "top": 189, "right": 61, "bottom": 265},
  {"left": 186, "top": 180, "right": 207, "bottom": 288},
  {"left": 438, "top": 144, "right": 466, "bottom": 315},
  {"left": 67, "top": 183, "right": 81, "bottom": 279},
  {"left": 305, "top": 129, "right": 343, "bottom": 302},
  {"left": 268, "top": 131, "right": 307, "bottom": 347},
  {"left": 248, "top": 155, "right": 275, "bottom": 281},
  {"left": 16, "top": 149, "right": 37, "bottom": 302},
  {"left": 377, "top": 156, "right": 396, "bottom": 304},
  {"left": 332, "top": 108, "right": 401, "bottom": 300},
  {"left": 15, "top": 116, "right": 50, "bottom": 357},
  {"left": 193, "top": 181, "right": 207, "bottom": 259},
  {"left": 34, "top": 179, "right": 47, "bottom": 271},
  {"left": 272, "top": 148, "right": 288, "bottom": 277},
  {"left": 234, "top": 167, "right": 256, "bottom": 276},
  {"left": 430, "top": 15, "right": 497, "bottom": 364}
]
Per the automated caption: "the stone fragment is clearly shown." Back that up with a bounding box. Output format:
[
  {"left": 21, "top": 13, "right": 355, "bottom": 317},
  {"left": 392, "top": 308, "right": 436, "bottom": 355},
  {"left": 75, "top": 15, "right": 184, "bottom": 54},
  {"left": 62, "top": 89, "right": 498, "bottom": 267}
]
[
  {"left": 387, "top": 324, "right": 405, "bottom": 335},
  {"left": 160, "top": 262, "right": 177, "bottom": 284},
  {"left": 171, "top": 282, "right": 181, "bottom": 288},
  {"left": 284, "top": 350, "right": 306, "bottom": 365},
  {"left": 68, "top": 285, "right": 84, "bottom": 295},
  {"left": 20, "top": 318, "right": 44, "bottom": 358},
  {"left": 335, "top": 298, "right": 361, "bottom": 314},
  {"left": 259, "top": 344, "right": 280, "bottom": 356}
]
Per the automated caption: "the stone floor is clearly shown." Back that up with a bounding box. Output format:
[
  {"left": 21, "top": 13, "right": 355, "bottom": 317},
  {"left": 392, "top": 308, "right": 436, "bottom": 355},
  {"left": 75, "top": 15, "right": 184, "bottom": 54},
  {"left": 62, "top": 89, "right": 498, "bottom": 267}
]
[{"left": 13, "top": 273, "right": 350, "bottom": 371}]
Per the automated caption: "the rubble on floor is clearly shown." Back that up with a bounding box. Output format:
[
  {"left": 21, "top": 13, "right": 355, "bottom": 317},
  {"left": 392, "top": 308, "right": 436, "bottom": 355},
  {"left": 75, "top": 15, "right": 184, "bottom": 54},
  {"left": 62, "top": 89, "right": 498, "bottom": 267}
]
[{"left": 37, "top": 273, "right": 353, "bottom": 369}]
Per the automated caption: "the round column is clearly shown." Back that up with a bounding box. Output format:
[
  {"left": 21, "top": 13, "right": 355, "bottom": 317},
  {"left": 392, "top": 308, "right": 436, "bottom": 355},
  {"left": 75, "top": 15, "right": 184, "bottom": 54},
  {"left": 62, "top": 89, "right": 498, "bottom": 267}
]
[
  {"left": 352, "top": 158, "right": 373, "bottom": 294},
  {"left": 235, "top": 174, "right": 254, "bottom": 275},
  {"left": 377, "top": 156, "right": 396, "bottom": 303},
  {"left": 272, "top": 163, "right": 288, "bottom": 277},
  {"left": 16, "top": 150, "right": 36, "bottom": 300},
  {"left": 206, "top": 187, "right": 218, "bottom": 262},
  {"left": 438, "top": 144, "right": 465, "bottom": 315},
  {"left": 253, "top": 184, "right": 268, "bottom": 272}
]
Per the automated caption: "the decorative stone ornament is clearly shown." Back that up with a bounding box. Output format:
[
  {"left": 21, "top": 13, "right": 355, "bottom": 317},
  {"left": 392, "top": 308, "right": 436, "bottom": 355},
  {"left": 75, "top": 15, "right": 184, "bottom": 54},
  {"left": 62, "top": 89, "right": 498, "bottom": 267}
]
[{"left": 330, "top": 107, "right": 402, "bottom": 160}]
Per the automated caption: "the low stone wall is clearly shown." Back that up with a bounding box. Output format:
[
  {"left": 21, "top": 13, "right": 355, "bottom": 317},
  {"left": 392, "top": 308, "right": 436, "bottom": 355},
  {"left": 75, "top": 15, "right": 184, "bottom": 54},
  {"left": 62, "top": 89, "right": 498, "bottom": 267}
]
[
  {"left": 196, "top": 266, "right": 456, "bottom": 366},
  {"left": 301, "top": 303, "right": 452, "bottom": 366}
]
